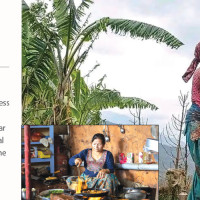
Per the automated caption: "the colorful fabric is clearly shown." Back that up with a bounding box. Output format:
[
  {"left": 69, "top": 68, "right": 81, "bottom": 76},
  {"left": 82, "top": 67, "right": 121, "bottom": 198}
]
[
  {"left": 86, "top": 149, "right": 107, "bottom": 174},
  {"left": 182, "top": 42, "right": 200, "bottom": 82},
  {"left": 69, "top": 149, "right": 114, "bottom": 177},
  {"left": 192, "top": 68, "right": 200, "bottom": 107},
  {"left": 66, "top": 173, "right": 120, "bottom": 195},
  {"left": 185, "top": 103, "right": 200, "bottom": 125},
  {"left": 184, "top": 103, "right": 200, "bottom": 199},
  {"left": 191, "top": 125, "right": 200, "bottom": 141}
]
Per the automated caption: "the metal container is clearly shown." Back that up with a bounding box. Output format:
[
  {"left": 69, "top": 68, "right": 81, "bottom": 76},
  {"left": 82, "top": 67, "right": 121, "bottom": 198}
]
[
  {"left": 21, "top": 189, "right": 36, "bottom": 200},
  {"left": 123, "top": 188, "right": 147, "bottom": 200},
  {"left": 61, "top": 175, "right": 70, "bottom": 183},
  {"left": 66, "top": 176, "right": 78, "bottom": 190}
]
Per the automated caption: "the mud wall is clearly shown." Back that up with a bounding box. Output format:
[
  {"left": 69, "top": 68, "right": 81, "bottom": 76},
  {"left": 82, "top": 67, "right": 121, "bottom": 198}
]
[{"left": 68, "top": 125, "right": 158, "bottom": 188}]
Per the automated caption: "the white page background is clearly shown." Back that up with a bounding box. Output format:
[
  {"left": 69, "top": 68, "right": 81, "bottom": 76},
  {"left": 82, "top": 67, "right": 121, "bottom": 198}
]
[{"left": 0, "top": 0, "right": 21, "bottom": 199}]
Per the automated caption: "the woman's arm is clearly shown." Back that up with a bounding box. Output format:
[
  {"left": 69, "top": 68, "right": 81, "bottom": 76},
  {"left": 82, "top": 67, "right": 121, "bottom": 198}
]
[
  {"left": 106, "top": 151, "right": 115, "bottom": 173},
  {"left": 97, "top": 151, "right": 114, "bottom": 179},
  {"left": 104, "top": 151, "right": 115, "bottom": 173},
  {"left": 69, "top": 149, "right": 88, "bottom": 166}
]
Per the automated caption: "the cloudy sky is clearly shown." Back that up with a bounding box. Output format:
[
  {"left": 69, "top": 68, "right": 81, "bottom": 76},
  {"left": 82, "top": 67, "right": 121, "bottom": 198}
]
[
  {"left": 81, "top": 0, "right": 200, "bottom": 132},
  {"left": 25, "top": 0, "right": 200, "bottom": 132}
]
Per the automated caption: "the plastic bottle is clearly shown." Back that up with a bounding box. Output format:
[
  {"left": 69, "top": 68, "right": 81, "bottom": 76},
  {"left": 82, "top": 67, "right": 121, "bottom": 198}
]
[
  {"left": 143, "top": 146, "right": 147, "bottom": 164},
  {"left": 139, "top": 152, "right": 143, "bottom": 163},
  {"left": 146, "top": 151, "right": 152, "bottom": 164}
]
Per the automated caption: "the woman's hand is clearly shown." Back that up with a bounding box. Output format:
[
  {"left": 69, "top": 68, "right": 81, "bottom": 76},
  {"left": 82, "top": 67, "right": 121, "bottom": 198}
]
[
  {"left": 97, "top": 169, "right": 110, "bottom": 179},
  {"left": 75, "top": 158, "right": 82, "bottom": 167}
]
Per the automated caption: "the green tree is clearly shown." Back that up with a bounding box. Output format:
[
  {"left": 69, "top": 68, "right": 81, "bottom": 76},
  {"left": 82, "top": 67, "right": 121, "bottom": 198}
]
[
  {"left": 68, "top": 72, "right": 158, "bottom": 125},
  {"left": 22, "top": 0, "right": 183, "bottom": 125}
]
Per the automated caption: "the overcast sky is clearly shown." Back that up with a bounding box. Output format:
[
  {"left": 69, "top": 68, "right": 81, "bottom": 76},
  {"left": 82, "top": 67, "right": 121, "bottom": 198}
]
[
  {"left": 25, "top": 0, "right": 200, "bottom": 132},
  {"left": 82, "top": 0, "right": 200, "bottom": 132}
]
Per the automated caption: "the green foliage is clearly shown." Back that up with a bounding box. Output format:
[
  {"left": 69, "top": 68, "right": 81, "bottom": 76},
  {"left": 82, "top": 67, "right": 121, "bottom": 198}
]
[
  {"left": 22, "top": 0, "right": 182, "bottom": 125},
  {"left": 107, "top": 19, "right": 183, "bottom": 49},
  {"left": 159, "top": 186, "right": 179, "bottom": 200},
  {"left": 75, "top": 75, "right": 158, "bottom": 125}
]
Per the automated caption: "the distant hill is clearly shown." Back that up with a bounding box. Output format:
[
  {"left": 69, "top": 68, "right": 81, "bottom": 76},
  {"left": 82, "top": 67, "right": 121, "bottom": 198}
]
[
  {"left": 101, "top": 111, "right": 133, "bottom": 125},
  {"left": 159, "top": 143, "right": 195, "bottom": 181},
  {"left": 99, "top": 120, "right": 117, "bottom": 125}
]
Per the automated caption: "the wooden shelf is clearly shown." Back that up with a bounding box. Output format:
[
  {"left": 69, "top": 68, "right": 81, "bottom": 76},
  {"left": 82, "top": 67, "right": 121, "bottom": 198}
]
[
  {"left": 22, "top": 158, "right": 51, "bottom": 163},
  {"left": 115, "top": 163, "right": 158, "bottom": 171},
  {"left": 22, "top": 142, "right": 41, "bottom": 145},
  {"left": 21, "top": 125, "right": 55, "bottom": 174}
]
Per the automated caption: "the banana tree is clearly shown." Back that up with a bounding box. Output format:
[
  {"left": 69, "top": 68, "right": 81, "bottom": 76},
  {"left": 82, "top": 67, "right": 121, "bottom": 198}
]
[
  {"left": 22, "top": 0, "right": 183, "bottom": 124},
  {"left": 52, "top": 0, "right": 183, "bottom": 101},
  {"left": 22, "top": 69, "right": 158, "bottom": 125},
  {"left": 70, "top": 71, "right": 158, "bottom": 125}
]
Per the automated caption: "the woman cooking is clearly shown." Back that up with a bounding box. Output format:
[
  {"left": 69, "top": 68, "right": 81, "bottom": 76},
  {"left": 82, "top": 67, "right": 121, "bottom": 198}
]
[
  {"left": 182, "top": 42, "right": 200, "bottom": 199},
  {"left": 67, "top": 133, "right": 119, "bottom": 195}
]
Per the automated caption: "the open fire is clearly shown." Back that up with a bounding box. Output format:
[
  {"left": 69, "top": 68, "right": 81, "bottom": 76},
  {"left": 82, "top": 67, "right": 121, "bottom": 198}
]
[{"left": 76, "top": 177, "right": 103, "bottom": 200}]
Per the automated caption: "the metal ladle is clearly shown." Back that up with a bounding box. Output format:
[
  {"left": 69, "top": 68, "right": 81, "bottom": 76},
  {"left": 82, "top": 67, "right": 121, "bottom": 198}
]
[
  {"left": 103, "top": 122, "right": 110, "bottom": 142},
  {"left": 76, "top": 165, "right": 80, "bottom": 177}
]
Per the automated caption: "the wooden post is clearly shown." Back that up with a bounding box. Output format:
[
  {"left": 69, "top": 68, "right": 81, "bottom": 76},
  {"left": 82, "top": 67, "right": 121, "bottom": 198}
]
[
  {"left": 24, "top": 125, "right": 31, "bottom": 200},
  {"left": 155, "top": 182, "right": 158, "bottom": 200}
]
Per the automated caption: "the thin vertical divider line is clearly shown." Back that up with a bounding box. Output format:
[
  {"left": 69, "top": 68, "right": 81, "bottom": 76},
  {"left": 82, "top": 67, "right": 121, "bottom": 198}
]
[{"left": 0, "top": 66, "right": 9, "bottom": 68}]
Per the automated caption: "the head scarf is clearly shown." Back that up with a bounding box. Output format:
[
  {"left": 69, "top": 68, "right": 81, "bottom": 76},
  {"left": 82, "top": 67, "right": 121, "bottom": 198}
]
[{"left": 182, "top": 42, "right": 200, "bottom": 82}]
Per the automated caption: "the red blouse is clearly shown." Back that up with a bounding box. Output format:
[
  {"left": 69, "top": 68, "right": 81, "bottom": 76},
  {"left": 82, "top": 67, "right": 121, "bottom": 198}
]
[{"left": 192, "top": 68, "right": 200, "bottom": 107}]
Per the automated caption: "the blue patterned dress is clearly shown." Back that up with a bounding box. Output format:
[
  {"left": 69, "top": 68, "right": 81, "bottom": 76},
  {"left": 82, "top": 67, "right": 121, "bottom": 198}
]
[
  {"left": 184, "top": 103, "right": 200, "bottom": 199},
  {"left": 67, "top": 149, "right": 119, "bottom": 194}
]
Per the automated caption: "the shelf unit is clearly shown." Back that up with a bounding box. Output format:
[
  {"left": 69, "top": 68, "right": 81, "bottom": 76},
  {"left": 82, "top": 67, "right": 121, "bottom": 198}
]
[
  {"left": 115, "top": 163, "right": 158, "bottom": 171},
  {"left": 21, "top": 125, "right": 55, "bottom": 174}
]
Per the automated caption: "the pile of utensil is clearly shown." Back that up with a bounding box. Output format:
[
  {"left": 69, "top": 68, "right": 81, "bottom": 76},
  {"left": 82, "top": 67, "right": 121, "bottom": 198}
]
[{"left": 123, "top": 187, "right": 152, "bottom": 200}]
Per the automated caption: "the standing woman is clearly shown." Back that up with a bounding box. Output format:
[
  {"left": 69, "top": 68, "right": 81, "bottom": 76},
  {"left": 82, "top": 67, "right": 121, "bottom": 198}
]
[
  {"left": 182, "top": 42, "right": 200, "bottom": 200},
  {"left": 67, "top": 133, "right": 119, "bottom": 195}
]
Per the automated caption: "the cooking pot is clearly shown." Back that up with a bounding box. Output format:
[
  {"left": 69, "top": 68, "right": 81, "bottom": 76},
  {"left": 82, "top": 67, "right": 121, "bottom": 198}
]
[
  {"left": 21, "top": 188, "right": 36, "bottom": 200},
  {"left": 124, "top": 188, "right": 147, "bottom": 200},
  {"left": 61, "top": 175, "right": 70, "bottom": 183},
  {"left": 66, "top": 176, "right": 79, "bottom": 190}
]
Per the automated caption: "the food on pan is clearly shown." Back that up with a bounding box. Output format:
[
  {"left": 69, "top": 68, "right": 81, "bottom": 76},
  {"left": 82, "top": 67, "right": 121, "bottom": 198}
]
[
  {"left": 45, "top": 177, "right": 58, "bottom": 180},
  {"left": 50, "top": 193, "right": 74, "bottom": 200},
  {"left": 82, "top": 190, "right": 107, "bottom": 194},
  {"left": 44, "top": 189, "right": 64, "bottom": 198}
]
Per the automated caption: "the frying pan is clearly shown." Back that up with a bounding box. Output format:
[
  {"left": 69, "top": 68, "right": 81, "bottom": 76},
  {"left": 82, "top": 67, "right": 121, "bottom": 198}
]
[
  {"left": 81, "top": 188, "right": 109, "bottom": 197},
  {"left": 43, "top": 177, "right": 59, "bottom": 185},
  {"left": 74, "top": 194, "right": 88, "bottom": 200},
  {"left": 43, "top": 170, "right": 61, "bottom": 185}
]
